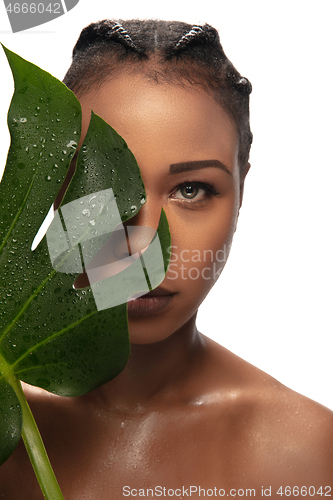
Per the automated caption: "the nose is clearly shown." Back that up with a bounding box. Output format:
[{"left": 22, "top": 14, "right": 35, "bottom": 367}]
[
  {"left": 74, "top": 196, "right": 163, "bottom": 288},
  {"left": 125, "top": 192, "right": 162, "bottom": 229},
  {"left": 122, "top": 194, "right": 163, "bottom": 255},
  {"left": 106, "top": 222, "right": 156, "bottom": 262}
]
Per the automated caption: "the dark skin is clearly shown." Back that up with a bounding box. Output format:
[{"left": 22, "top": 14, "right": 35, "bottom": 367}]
[{"left": 0, "top": 73, "right": 332, "bottom": 499}]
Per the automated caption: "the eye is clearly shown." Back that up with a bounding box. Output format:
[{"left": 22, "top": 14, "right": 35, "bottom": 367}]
[
  {"left": 171, "top": 182, "right": 217, "bottom": 202},
  {"left": 177, "top": 184, "right": 205, "bottom": 200}
]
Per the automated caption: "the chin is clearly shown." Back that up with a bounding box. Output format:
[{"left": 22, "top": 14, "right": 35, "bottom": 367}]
[{"left": 127, "top": 304, "right": 198, "bottom": 345}]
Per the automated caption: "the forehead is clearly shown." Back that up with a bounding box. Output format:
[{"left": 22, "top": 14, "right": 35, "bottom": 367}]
[{"left": 78, "top": 73, "right": 239, "bottom": 172}]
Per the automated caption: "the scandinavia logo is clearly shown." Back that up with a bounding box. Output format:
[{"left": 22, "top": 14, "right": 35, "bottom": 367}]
[{"left": 3, "top": 0, "right": 80, "bottom": 33}]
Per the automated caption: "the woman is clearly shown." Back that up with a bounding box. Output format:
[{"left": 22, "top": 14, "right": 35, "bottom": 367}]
[{"left": 1, "top": 19, "right": 332, "bottom": 499}]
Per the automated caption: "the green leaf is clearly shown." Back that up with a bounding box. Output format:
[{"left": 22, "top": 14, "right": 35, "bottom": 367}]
[
  {"left": 0, "top": 377, "right": 22, "bottom": 465},
  {"left": 0, "top": 43, "right": 171, "bottom": 491},
  {"left": 0, "top": 110, "right": 145, "bottom": 397},
  {"left": 0, "top": 45, "right": 82, "bottom": 332},
  {"left": 62, "top": 110, "right": 146, "bottom": 218}
]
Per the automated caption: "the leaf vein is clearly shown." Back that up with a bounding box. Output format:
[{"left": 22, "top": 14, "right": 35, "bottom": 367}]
[
  {"left": 10, "top": 310, "right": 97, "bottom": 370},
  {"left": 0, "top": 169, "right": 38, "bottom": 255}
]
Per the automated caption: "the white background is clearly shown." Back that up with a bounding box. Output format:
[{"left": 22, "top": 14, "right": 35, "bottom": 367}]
[{"left": 0, "top": 1, "right": 332, "bottom": 410}]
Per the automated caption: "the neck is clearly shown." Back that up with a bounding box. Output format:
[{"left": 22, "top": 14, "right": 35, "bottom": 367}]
[{"left": 84, "top": 314, "right": 206, "bottom": 411}]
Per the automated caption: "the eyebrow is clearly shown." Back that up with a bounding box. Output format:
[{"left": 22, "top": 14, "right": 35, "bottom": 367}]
[{"left": 169, "top": 160, "right": 232, "bottom": 176}]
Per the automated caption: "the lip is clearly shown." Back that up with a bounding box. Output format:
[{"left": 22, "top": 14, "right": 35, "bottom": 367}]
[{"left": 127, "top": 286, "right": 176, "bottom": 316}]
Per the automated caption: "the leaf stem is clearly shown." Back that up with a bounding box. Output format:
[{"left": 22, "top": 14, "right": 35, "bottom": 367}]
[{"left": 10, "top": 377, "right": 65, "bottom": 500}]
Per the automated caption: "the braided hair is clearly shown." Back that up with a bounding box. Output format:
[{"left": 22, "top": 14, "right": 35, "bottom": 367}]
[{"left": 63, "top": 20, "right": 252, "bottom": 176}]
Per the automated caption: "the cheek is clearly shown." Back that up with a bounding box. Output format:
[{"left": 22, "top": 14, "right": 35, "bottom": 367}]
[
  {"left": 165, "top": 194, "right": 238, "bottom": 291},
  {"left": 166, "top": 233, "right": 231, "bottom": 291}
]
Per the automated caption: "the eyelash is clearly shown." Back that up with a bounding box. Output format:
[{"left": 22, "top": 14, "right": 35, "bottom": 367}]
[{"left": 170, "top": 181, "right": 219, "bottom": 204}]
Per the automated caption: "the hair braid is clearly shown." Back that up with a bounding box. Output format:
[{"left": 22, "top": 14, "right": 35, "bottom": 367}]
[
  {"left": 63, "top": 19, "right": 253, "bottom": 173},
  {"left": 166, "top": 23, "right": 222, "bottom": 60},
  {"left": 73, "top": 19, "right": 145, "bottom": 56},
  {"left": 174, "top": 25, "right": 205, "bottom": 49},
  {"left": 106, "top": 22, "right": 138, "bottom": 51}
]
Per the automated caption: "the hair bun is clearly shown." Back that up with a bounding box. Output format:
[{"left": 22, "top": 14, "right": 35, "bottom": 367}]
[
  {"left": 236, "top": 77, "right": 252, "bottom": 95},
  {"left": 227, "top": 73, "right": 252, "bottom": 95}
]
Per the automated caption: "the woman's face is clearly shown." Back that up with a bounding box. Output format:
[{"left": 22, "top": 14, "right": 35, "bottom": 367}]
[{"left": 78, "top": 72, "right": 241, "bottom": 344}]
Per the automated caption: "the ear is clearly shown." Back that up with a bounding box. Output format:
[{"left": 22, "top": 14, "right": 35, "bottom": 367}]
[
  {"left": 234, "top": 162, "right": 251, "bottom": 232},
  {"left": 239, "top": 161, "right": 251, "bottom": 209}
]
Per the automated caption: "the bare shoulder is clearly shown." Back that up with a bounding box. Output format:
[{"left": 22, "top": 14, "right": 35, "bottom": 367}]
[
  {"left": 255, "top": 377, "right": 333, "bottom": 489},
  {"left": 203, "top": 336, "right": 333, "bottom": 487}
]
